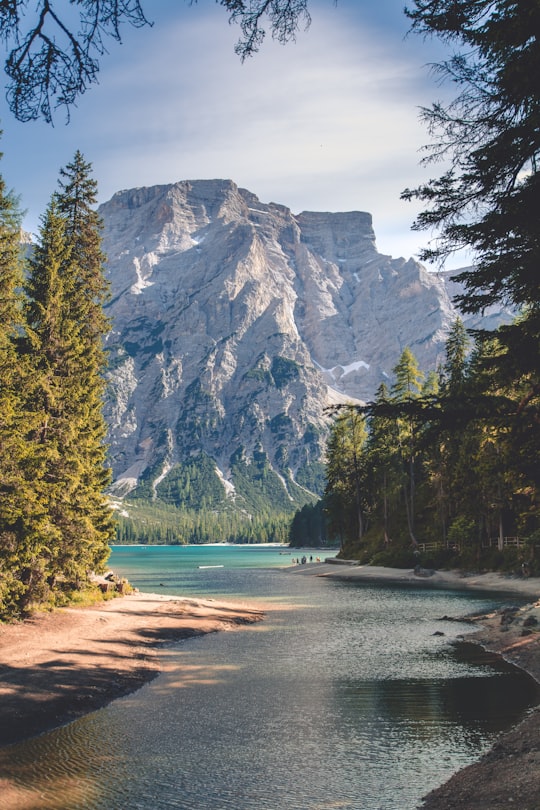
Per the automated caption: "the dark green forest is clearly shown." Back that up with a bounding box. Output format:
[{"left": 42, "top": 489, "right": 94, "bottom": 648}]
[
  {"left": 0, "top": 151, "right": 114, "bottom": 619},
  {"left": 114, "top": 499, "right": 294, "bottom": 547},
  {"left": 318, "top": 325, "right": 539, "bottom": 572}
]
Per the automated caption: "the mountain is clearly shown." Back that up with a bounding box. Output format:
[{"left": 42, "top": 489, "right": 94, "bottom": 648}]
[{"left": 100, "top": 179, "right": 512, "bottom": 515}]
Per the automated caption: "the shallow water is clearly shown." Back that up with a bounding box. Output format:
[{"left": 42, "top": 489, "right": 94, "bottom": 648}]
[
  {"left": 0, "top": 547, "right": 538, "bottom": 810},
  {"left": 107, "top": 543, "right": 330, "bottom": 599}
]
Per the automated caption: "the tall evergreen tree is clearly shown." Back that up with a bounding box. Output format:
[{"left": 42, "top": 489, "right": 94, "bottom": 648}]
[
  {"left": 22, "top": 154, "right": 114, "bottom": 598},
  {"left": 428, "top": 318, "right": 471, "bottom": 542},
  {"left": 0, "top": 157, "right": 25, "bottom": 489},
  {"left": 391, "top": 347, "right": 424, "bottom": 544},
  {"left": 391, "top": 347, "right": 424, "bottom": 401},
  {"left": 0, "top": 153, "right": 45, "bottom": 615},
  {"left": 56, "top": 151, "right": 110, "bottom": 347},
  {"left": 24, "top": 199, "right": 88, "bottom": 590},
  {"left": 404, "top": 1, "right": 540, "bottom": 312},
  {"left": 54, "top": 152, "right": 114, "bottom": 577},
  {"left": 325, "top": 407, "right": 368, "bottom": 550},
  {"left": 365, "top": 383, "right": 401, "bottom": 545},
  {"left": 441, "top": 318, "right": 469, "bottom": 397},
  {"left": 403, "top": 0, "right": 540, "bottom": 473}
]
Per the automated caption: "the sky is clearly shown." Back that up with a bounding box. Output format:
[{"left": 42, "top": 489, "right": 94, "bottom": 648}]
[{"left": 0, "top": 0, "right": 464, "bottom": 267}]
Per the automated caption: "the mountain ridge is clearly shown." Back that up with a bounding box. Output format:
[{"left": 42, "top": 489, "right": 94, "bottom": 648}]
[{"left": 100, "top": 179, "right": 512, "bottom": 516}]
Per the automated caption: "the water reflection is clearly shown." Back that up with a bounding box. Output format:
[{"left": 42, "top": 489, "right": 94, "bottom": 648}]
[
  {"left": 340, "top": 667, "right": 539, "bottom": 738},
  {"left": 0, "top": 575, "right": 538, "bottom": 810}
]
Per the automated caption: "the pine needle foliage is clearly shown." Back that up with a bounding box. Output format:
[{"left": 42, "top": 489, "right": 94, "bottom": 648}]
[
  {"left": 0, "top": 149, "right": 48, "bottom": 615},
  {"left": 323, "top": 331, "right": 539, "bottom": 573},
  {"left": 0, "top": 151, "right": 114, "bottom": 619},
  {"left": 403, "top": 0, "right": 540, "bottom": 458}
]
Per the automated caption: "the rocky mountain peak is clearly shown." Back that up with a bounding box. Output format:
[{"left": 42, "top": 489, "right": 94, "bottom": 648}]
[{"left": 100, "top": 179, "right": 512, "bottom": 514}]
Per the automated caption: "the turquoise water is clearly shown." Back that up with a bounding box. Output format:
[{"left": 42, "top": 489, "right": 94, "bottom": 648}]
[
  {"left": 108, "top": 543, "right": 332, "bottom": 599},
  {"left": 0, "top": 546, "right": 538, "bottom": 810}
]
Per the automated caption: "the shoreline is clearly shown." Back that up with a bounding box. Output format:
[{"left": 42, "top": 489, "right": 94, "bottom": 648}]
[
  {"left": 292, "top": 561, "right": 540, "bottom": 809},
  {"left": 307, "top": 562, "right": 540, "bottom": 678},
  {"left": 0, "top": 591, "right": 264, "bottom": 749},
  {"left": 291, "top": 559, "right": 540, "bottom": 596},
  {"left": 2, "top": 563, "right": 540, "bottom": 808}
]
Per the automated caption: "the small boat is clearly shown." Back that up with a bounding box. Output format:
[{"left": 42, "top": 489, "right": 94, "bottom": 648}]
[{"left": 198, "top": 564, "right": 224, "bottom": 569}]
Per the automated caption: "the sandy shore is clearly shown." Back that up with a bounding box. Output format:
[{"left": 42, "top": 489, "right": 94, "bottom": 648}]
[
  {"left": 292, "top": 560, "right": 540, "bottom": 597},
  {"left": 0, "top": 592, "right": 264, "bottom": 749},
  {"left": 292, "top": 561, "right": 540, "bottom": 809}
]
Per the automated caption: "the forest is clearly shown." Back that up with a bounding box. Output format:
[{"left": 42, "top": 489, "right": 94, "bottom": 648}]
[
  {"left": 0, "top": 151, "right": 115, "bottom": 619},
  {"left": 114, "top": 499, "right": 294, "bottom": 547},
  {"left": 291, "top": 323, "right": 539, "bottom": 574}
]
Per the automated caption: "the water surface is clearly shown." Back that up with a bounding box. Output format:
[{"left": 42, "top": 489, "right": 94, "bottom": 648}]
[{"left": 0, "top": 546, "right": 537, "bottom": 810}]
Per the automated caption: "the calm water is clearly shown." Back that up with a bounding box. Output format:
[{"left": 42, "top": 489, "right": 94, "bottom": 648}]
[{"left": 0, "top": 545, "right": 538, "bottom": 810}]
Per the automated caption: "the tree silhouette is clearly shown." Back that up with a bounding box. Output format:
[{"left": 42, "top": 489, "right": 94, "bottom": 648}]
[{"left": 0, "top": 1, "right": 311, "bottom": 122}]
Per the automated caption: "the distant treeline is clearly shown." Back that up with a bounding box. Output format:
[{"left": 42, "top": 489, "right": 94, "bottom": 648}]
[{"left": 114, "top": 500, "right": 293, "bottom": 546}]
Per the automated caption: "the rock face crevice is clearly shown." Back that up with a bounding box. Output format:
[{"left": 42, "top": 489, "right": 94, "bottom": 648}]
[{"left": 100, "top": 179, "right": 511, "bottom": 512}]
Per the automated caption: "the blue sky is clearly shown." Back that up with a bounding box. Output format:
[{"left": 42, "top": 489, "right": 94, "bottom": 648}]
[{"left": 0, "top": 0, "right": 462, "bottom": 265}]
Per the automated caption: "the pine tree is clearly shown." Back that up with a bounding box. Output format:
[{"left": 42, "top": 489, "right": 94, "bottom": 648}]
[
  {"left": 56, "top": 151, "right": 110, "bottom": 348},
  {"left": 429, "top": 319, "right": 470, "bottom": 542},
  {"left": 0, "top": 153, "right": 43, "bottom": 615},
  {"left": 391, "top": 347, "right": 424, "bottom": 402},
  {"left": 324, "top": 407, "right": 368, "bottom": 550},
  {"left": 404, "top": 2, "right": 540, "bottom": 314},
  {"left": 391, "top": 347, "right": 424, "bottom": 544},
  {"left": 403, "top": 1, "right": 540, "bottom": 483},
  {"left": 0, "top": 159, "right": 25, "bottom": 494},
  {"left": 54, "top": 152, "right": 114, "bottom": 578},
  {"left": 22, "top": 154, "right": 114, "bottom": 599},
  {"left": 421, "top": 321, "right": 471, "bottom": 548},
  {"left": 441, "top": 318, "right": 469, "bottom": 397},
  {"left": 23, "top": 199, "right": 86, "bottom": 591},
  {"left": 365, "top": 383, "right": 401, "bottom": 545}
]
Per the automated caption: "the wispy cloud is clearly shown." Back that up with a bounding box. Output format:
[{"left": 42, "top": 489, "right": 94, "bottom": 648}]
[{"left": 0, "top": 0, "right": 455, "bottom": 263}]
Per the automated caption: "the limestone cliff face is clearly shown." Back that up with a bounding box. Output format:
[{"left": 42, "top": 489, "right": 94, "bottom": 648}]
[{"left": 100, "top": 179, "right": 510, "bottom": 511}]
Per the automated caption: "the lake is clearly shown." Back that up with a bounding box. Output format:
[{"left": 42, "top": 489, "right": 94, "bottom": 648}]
[{"left": 0, "top": 545, "right": 537, "bottom": 810}]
